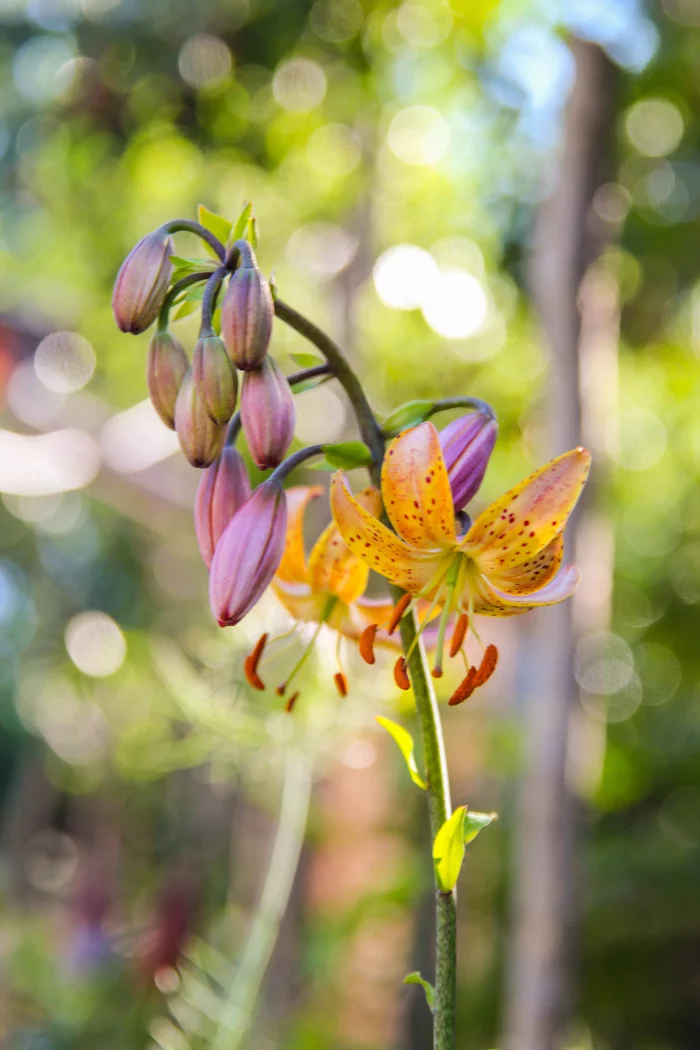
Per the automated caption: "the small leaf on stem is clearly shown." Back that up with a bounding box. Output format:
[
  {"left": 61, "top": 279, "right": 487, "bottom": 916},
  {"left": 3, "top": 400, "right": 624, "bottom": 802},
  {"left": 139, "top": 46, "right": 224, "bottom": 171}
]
[
  {"left": 376, "top": 716, "right": 427, "bottom": 790},
  {"left": 321, "top": 441, "right": 373, "bottom": 469},
  {"left": 197, "top": 204, "right": 233, "bottom": 247},
  {"left": 231, "top": 201, "right": 253, "bottom": 243},
  {"left": 433, "top": 806, "right": 467, "bottom": 891},
  {"left": 404, "top": 972, "right": 435, "bottom": 1013}
]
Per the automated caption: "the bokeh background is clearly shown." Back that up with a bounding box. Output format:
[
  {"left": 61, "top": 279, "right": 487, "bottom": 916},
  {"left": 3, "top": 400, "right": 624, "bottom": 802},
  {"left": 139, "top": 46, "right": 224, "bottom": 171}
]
[{"left": 1, "top": 1, "right": 699, "bottom": 1048}]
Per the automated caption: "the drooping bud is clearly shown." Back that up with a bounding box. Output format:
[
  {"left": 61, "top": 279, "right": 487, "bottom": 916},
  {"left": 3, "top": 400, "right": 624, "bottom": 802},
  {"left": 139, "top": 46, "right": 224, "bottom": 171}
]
[
  {"left": 174, "top": 369, "right": 226, "bottom": 468},
  {"left": 192, "top": 334, "right": 238, "bottom": 426},
  {"left": 194, "top": 446, "right": 251, "bottom": 567},
  {"left": 147, "top": 330, "right": 189, "bottom": 430},
  {"left": 439, "top": 411, "right": 497, "bottom": 512},
  {"left": 112, "top": 229, "right": 173, "bottom": 335},
  {"left": 209, "top": 479, "right": 287, "bottom": 627},
  {"left": 220, "top": 253, "right": 274, "bottom": 371},
  {"left": 240, "top": 356, "right": 295, "bottom": 470}
]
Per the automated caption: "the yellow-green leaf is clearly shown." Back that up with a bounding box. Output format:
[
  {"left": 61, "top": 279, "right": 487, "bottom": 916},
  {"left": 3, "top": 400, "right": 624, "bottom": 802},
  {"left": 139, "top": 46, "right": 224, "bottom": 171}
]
[
  {"left": 463, "top": 810, "right": 497, "bottom": 844},
  {"left": 433, "top": 806, "right": 467, "bottom": 891},
  {"left": 290, "top": 350, "right": 324, "bottom": 369},
  {"left": 173, "top": 298, "right": 201, "bottom": 321},
  {"left": 403, "top": 972, "right": 435, "bottom": 1013},
  {"left": 231, "top": 201, "right": 253, "bottom": 243},
  {"left": 376, "top": 716, "right": 427, "bottom": 790},
  {"left": 197, "top": 204, "right": 232, "bottom": 247}
]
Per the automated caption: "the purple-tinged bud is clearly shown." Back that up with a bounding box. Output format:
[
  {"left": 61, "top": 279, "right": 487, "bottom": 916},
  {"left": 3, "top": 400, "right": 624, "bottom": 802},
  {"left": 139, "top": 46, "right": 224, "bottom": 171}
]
[
  {"left": 147, "top": 330, "right": 188, "bottom": 430},
  {"left": 240, "top": 356, "right": 295, "bottom": 470},
  {"left": 209, "top": 479, "right": 287, "bottom": 627},
  {"left": 174, "top": 369, "right": 227, "bottom": 468},
  {"left": 439, "top": 411, "right": 498, "bottom": 511},
  {"left": 112, "top": 230, "right": 173, "bottom": 335},
  {"left": 220, "top": 258, "right": 274, "bottom": 371},
  {"left": 192, "top": 334, "right": 238, "bottom": 426},
  {"left": 194, "top": 447, "right": 251, "bottom": 567}
]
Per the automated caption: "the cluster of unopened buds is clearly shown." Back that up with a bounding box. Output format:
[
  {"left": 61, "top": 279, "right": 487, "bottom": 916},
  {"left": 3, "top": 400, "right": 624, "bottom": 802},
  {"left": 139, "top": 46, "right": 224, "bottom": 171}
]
[{"left": 113, "top": 203, "right": 591, "bottom": 712}]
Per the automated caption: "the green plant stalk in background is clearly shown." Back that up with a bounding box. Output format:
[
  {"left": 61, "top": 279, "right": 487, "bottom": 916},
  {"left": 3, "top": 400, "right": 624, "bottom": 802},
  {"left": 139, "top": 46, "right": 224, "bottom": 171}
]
[
  {"left": 275, "top": 299, "right": 457, "bottom": 1050},
  {"left": 211, "top": 752, "right": 312, "bottom": 1050}
]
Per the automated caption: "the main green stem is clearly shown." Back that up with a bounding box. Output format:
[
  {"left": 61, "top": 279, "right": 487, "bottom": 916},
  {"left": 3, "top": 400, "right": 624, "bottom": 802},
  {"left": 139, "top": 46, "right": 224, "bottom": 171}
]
[{"left": 275, "top": 297, "right": 457, "bottom": 1050}]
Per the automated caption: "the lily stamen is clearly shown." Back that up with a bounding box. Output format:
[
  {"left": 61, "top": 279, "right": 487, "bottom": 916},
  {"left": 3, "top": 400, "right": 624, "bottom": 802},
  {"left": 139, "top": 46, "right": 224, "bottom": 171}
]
[
  {"left": 475, "top": 643, "right": 498, "bottom": 687},
  {"left": 244, "top": 632, "right": 268, "bottom": 690},
  {"left": 394, "top": 656, "right": 410, "bottom": 691},
  {"left": 359, "top": 623, "right": 377, "bottom": 665},
  {"left": 448, "top": 667, "right": 479, "bottom": 706},
  {"left": 276, "top": 618, "right": 325, "bottom": 697},
  {"left": 285, "top": 690, "right": 300, "bottom": 713},
  {"left": 449, "top": 613, "right": 469, "bottom": 658},
  {"left": 334, "top": 672, "right": 348, "bottom": 697},
  {"left": 388, "top": 593, "right": 411, "bottom": 635}
]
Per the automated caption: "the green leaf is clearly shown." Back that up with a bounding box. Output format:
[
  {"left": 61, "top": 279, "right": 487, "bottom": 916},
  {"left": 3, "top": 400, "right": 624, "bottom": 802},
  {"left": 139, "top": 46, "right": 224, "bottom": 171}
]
[
  {"left": 463, "top": 810, "right": 497, "bottom": 845},
  {"left": 321, "top": 441, "right": 373, "bottom": 469},
  {"left": 433, "top": 807, "right": 467, "bottom": 891},
  {"left": 290, "top": 350, "right": 324, "bottom": 369},
  {"left": 382, "top": 399, "right": 436, "bottom": 434},
  {"left": 376, "top": 716, "right": 428, "bottom": 790},
  {"left": 403, "top": 972, "right": 435, "bottom": 1013},
  {"left": 306, "top": 460, "right": 335, "bottom": 472},
  {"left": 170, "top": 254, "right": 215, "bottom": 271},
  {"left": 173, "top": 298, "right": 201, "bottom": 321},
  {"left": 247, "top": 213, "right": 259, "bottom": 249},
  {"left": 231, "top": 201, "right": 253, "bottom": 243},
  {"left": 197, "top": 204, "right": 232, "bottom": 246},
  {"left": 291, "top": 376, "right": 332, "bottom": 394}
]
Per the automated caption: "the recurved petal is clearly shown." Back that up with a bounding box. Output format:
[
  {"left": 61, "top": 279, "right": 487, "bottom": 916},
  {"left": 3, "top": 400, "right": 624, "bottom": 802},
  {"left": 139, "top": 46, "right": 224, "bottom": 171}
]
[
  {"left": 473, "top": 564, "right": 580, "bottom": 616},
  {"left": 463, "top": 448, "right": 591, "bottom": 573},
  {"left": 487, "top": 534, "right": 563, "bottom": 596},
  {"left": 353, "top": 595, "right": 396, "bottom": 629},
  {"left": 307, "top": 522, "right": 369, "bottom": 606},
  {"left": 276, "top": 485, "right": 324, "bottom": 585},
  {"left": 382, "top": 422, "right": 456, "bottom": 551},
  {"left": 331, "top": 472, "right": 448, "bottom": 594},
  {"left": 307, "top": 486, "right": 382, "bottom": 605},
  {"left": 272, "top": 578, "right": 328, "bottom": 622}
]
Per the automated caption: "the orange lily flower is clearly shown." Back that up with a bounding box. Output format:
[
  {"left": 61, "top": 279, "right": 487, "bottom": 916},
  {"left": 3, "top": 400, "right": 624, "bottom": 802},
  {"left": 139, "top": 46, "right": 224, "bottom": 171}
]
[
  {"left": 330, "top": 421, "right": 591, "bottom": 703},
  {"left": 243, "top": 484, "right": 397, "bottom": 705}
]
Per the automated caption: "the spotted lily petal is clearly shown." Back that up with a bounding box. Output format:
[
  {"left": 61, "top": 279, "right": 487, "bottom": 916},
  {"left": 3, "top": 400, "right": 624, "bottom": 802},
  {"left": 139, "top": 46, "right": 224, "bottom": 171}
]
[
  {"left": 276, "top": 485, "right": 323, "bottom": 585},
  {"left": 353, "top": 594, "right": 396, "bottom": 629},
  {"left": 382, "top": 422, "right": 456, "bottom": 551},
  {"left": 488, "top": 534, "right": 563, "bottom": 596},
  {"left": 330, "top": 472, "right": 449, "bottom": 594},
  {"left": 473, "top": 564, "right": 580, "bottom": 616},
  {"left": 307, "top": 487, "right": 381, "bottom": 606},
  {"left": 463, "top": 448, "right": 590, "bottom": 573}
]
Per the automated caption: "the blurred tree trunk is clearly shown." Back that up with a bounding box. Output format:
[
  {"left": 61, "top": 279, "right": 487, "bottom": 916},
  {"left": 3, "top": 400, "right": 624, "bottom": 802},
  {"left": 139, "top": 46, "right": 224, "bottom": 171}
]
[{"left": 503, "top": 38, "right": 617, "bottom": 1050}]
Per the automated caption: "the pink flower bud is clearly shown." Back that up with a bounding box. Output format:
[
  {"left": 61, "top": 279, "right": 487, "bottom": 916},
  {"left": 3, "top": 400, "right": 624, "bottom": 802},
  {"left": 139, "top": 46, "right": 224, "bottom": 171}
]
[
  {"left": 439, "top": 411, "right": 497, "bottom": 511},
  {"left": 194, "top": 446, "right": 251, "bottom": 567},
  {"left": 192, "top": 334, "right": 238, "bottom": 426},
  {"left": 240, "top": 356, "right": 295, "bottom": 470},
  {"left": 220, "top": 260, "right": 273, "bottom": 371},
  {"left": 209, "top": 479, "right": 287, "bottom": 627},
  {"left": 147, "top": 330, "right": 188, "bottom": 430},
  {"left": 112, "top": 230, "right": 173, "bottom": 335},
  {"left": 174, "top": 369, "right": 227, "bottom": 468}
]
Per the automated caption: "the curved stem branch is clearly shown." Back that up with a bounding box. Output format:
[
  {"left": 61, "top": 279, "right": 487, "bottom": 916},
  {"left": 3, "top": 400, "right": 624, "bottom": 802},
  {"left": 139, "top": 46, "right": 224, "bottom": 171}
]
[
  {"left": 274, "top": 299, "right": 384, "bottom": 474},
  {"left": 201, "top": 265, "right": 228, "bottom": 336},
  {"left": 157, "top": 271, "right": 212, "bottom": 331},
  {"left": 162, "top": 219, "right": 226, "bottom": 261},
  {"left": 211, "top": 753, "right": 312, "bottom": 1050},
  {"left": 278, "top": 300, "right": 456, "bottom": 1049}
]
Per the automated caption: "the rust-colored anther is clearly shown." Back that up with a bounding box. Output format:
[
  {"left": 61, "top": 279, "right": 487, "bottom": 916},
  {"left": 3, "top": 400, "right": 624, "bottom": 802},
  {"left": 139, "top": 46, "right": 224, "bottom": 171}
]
[
  {"left": 387, "top": 593, "right": 411, "bottom": 635},
  {"left": 431, "top": 667, "right": 444, "bottom": 679},
  {"left": 244, "top": 654, "right": 265, "bottom": 691},
  {"left": 275, "top": 683, "right": 286, "bottom": 697},
  {"left": 448, "top": 667, "right": 478, "bottom": 707},
  {"left": 359, "top": 623, "right": 378, "bottom": 665},
  {"left": 449, "top": 613, "right": 469, "bottom": 658},
  {"left": 334, "top": 672, "right": 348, "bottom": 697},
  {"left": 394, "top": 656, "right": 410, "bottom": 691},
  {"left": 474, "top": 643, "right": 498, "bottom": 687},
  {"left": 284, "top": 690, "right": 300, "bottom": 713}
]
